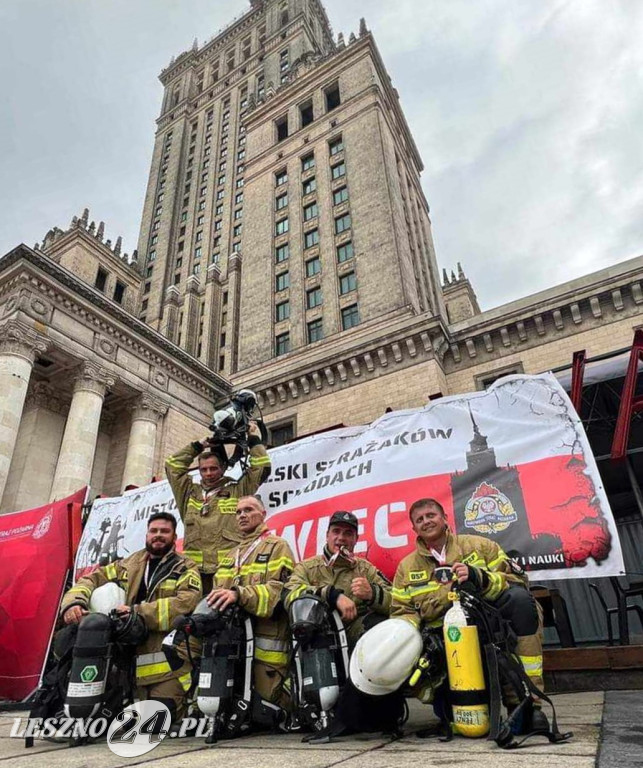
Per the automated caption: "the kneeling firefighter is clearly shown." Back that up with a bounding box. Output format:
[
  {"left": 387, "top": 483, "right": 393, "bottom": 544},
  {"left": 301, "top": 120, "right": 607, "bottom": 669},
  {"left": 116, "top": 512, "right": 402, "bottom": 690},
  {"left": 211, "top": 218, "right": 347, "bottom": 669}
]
[
  {"left": 391, "top": 498, "right": 571, "bottom": 747},
  {"left": 185, "top": 495, "right": 295, "bottom": 739},
  {"left": 27, "top": 512, "right": 202, "bottom": 745}
]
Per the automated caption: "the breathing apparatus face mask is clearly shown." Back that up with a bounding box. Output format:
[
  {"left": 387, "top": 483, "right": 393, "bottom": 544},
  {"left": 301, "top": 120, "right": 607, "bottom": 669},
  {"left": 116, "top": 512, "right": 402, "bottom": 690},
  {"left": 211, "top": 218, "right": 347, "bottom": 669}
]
[{"left": 289, "top": 595, "right": 328, "bottom": 643}]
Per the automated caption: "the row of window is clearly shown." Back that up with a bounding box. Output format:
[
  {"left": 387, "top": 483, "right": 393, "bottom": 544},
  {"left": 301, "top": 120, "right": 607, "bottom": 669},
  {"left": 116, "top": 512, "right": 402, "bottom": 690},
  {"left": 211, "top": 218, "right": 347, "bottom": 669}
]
[
  {"left": 274, "top": 137, "right": 343, "bottom": 187},
  {"left": 275, "top": 304, "right": 359, "bottom": 354},
  {"left": 274, "top": 271, "right": 356, "bottom": 315},
  {"left": 275, "top": 83, "right": 340, "bottom": 142},
  {"left": 275, "top": 212, "right": 350, "bottom": 239}
]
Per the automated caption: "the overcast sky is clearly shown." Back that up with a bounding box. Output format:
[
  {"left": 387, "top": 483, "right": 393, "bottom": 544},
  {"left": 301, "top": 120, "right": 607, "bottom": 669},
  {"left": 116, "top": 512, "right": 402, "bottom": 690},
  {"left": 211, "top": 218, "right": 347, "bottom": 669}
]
[{"left": 1, "top": 0, "right": 642, "bottom": 310}]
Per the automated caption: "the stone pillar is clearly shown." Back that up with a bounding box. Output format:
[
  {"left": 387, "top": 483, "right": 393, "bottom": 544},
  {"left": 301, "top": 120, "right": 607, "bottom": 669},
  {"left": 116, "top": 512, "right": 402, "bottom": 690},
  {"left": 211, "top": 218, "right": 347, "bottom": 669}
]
[
  {"left": 0, "top": 322, "right": 48, "bottom": 506},
  {"left": 121, "top": 394, "right": 168, "bottom": 490},
  {"left": 49, "top": 362, "right": 116, "bottom": 501}
]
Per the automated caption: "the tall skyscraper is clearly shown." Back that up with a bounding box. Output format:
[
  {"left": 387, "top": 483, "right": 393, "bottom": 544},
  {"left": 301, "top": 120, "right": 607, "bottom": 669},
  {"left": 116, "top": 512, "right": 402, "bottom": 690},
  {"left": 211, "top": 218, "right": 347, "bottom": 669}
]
[{"left": 136, "top": 0, "right": 445, "bottom": 406}]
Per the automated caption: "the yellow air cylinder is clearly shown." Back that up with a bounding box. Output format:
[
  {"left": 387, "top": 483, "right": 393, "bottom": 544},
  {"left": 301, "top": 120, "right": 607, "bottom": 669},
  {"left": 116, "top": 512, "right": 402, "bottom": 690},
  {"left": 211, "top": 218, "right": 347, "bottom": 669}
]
[{"left": 443, "top": 595, "right": 489, "bottom": 737}]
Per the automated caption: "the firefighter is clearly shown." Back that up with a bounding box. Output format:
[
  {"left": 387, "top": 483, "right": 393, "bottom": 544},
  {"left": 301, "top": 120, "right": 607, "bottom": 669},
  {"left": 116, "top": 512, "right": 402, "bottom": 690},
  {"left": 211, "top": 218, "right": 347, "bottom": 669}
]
[
  {"left": 284, "top": 511, "right": 391, "bottom": 648},
  {"left": 165, "top": 421, "right": 271, "bottom": 592},
  {"left": 391, "top": 497, "right": 547, "bottom": 730},
  {"left": 206, "top": 494, "right": 295, "bottom": 709},
  {"left": 61, "top": 512, "right": 202, "bottom": 721}
]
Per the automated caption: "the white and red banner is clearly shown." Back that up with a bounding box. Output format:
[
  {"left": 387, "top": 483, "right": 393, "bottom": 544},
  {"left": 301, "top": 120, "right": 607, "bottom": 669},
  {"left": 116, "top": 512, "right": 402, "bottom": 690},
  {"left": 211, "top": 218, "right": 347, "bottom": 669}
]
[
  {"left": 76, "top": 375, "right": 624, "bottom": 583},
  {"left": 0, "top": 488, "right": 87, "bottom": 701}
]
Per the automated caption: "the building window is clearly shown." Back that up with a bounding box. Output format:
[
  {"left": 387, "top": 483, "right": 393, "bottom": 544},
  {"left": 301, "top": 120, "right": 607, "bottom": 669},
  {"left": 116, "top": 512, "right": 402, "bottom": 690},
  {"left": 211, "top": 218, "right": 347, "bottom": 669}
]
[
  {"left": 237, "top": 149, "right": 246, "bottom": 161},
  {"left": 304, "top": 229, "right": 319, "bottom": 249},
  {"left": 335, "top": 213, "right": 351, "bottom": 234},
  {"left": 276, "top": 115, "right": 288, "bottom": 142},
  {"left": 275, "top": 217, "right": 289, "bottom": 235},
  {"left": 234, "top": 208, "right": 243, "bottom": 220},
  {"left": 232, "top": 241, "right": 241, "bottom": 253},
  {"left": 303, "top": 202, "right": 318, "bottom": 221},
  {"left": 331, "top": 161, "right": 346, "bottom": 180},
  {"left": 198, "top": 200, "right": 206, "bottom": 210},
  {"left": 146, "top": 265, "right": 153, "bottom": 277},
  {"left": 193, "top": 263, "right": 201, "bottom": 275},
  {"left": 174, "top": 273, "right": 181, "bottom": 285},
  {"left": 307, "top": 318, "right": 323, "bottom": 343},
  {"left": 195, "top": 230, "right": 203, "bottom": 242},
  {"left": 151, "top": 235, "right": 158, "bottom": 245},
  {"left": 276, "top": 193, "right": 288, "bottom": 210},
  {"left": 218, "top": 175, "right": 226, "bottom": 185},
  {"left": 475, "top": 363, "right": 525, "bottom": 391},
  {"left": 337, "top": 241, "right": 354, "bottom": 262},
  {"left": 306, "top": 286, "right": 322, "bottom": 309},
  {"left": 269, "top": 421, "right": 294, "bottom": 447},
  {"left": 176, "top": 256, "right": 183, "bottom": 267},
  {"left": 301, "top": 153, "right": 315, "bottom": 172},
  {"left": 95, "top": 267, "right": 107, "bottom": 292},
  {"left": 276, "top": 243, "right": 289, "bottom": 263},
  {"left": 276, "top": 300, "right": 290, "bottom": 322},
  {"left": 148, "top": 250, "right": 156, "bottom": 261},
  {"left": 216, "top": 204, "right": 223, "bottom": 215},
  {"left": 236, "top": 177, "right": 245, "bottom": 188},
  {"left": 217, "top": 189, "right": 225, "bottom": 200},
  {"left": 329, "top": 136, "right": 344, "bottom": 155},
  {"left": 325, "top": 83, "right": 341, "bottom": 111},
  {"left": 275, "top": 168, "right": 288, "bottom": 186},
  {"left": 233, "top": 223, "right": 242, "bottom": 237},
  {"left": 305, "top": 256, "right": 321, "bottom": 277},
  {"left": 300, "top": 100, "right": 314, "bottom": 128},
  {"left": 195, "top": 246, "right": 203, "bottom": 259},
  {"left": 275, "top": 332, "right": 290, "bottom": 356},
  {"left": 180, "top": 211, "right": 187, "bottom": 222},
  {"left": 276, "top": 271, "right": 290, "bottom": 291},
  {"left": 235, "top": 191, "right": 243, "bottom": 205},
  {"left": 215, "top": 220, "right": 222, "bottom": 231},
  {"left": 143, "top": 281, "right": 151, "bottom": 295},
  {"left": 197, "top": 215, "right": 204, "bottom": 226},
  {"left": 200, "top": 186, "right": 207, "bottom": 196},
  {"left": 341, "top": 303, "right": 359, "bottom": 330},
  {"left": 141, "top": 299, "right": 148, "bottom": 312},
  {"left": 177, "top": 241, "right": 184, "bottom": 252},
  {"left": 302, "top": 177, "right": 316, "bottom": 196},
  {"left": 340, "top": 271, "right": 357, "bottom": 294},
  {"left": 333, "top": 186, "right": 348, "bottom": 205}
]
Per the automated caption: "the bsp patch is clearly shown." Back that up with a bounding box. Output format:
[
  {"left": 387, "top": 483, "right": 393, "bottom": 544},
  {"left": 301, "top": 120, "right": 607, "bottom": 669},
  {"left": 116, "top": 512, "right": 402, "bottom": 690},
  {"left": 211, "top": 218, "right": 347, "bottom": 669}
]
[
  {"left": 462, "top": 552, "right": 479, "bottom": 566},
  {"left": 409, "top": 570, "right": 428, "bottom": 582}
]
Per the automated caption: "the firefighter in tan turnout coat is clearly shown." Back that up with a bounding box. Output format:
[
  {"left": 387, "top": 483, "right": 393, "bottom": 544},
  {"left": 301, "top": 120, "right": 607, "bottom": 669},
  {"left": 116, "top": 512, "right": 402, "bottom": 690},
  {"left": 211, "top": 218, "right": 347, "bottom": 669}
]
[
  {"left": 165, "top": 421, "right": 271, "bottom": 592},
  {"left": 61, "top": 512, "right": 202, "bottom": 719},
  {"left": 206, "top": 495, "right": 295, "bottom": 707},
  {"left": 284, "top": 511, "right": 392, "bottom": 647}
]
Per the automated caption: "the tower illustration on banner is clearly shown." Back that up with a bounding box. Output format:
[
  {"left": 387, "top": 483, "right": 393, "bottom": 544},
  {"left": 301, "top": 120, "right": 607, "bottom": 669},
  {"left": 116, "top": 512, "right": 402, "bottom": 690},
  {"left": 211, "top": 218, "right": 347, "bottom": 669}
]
[{"left": 450, "top": 408, "right": 563, "bottom": 567}]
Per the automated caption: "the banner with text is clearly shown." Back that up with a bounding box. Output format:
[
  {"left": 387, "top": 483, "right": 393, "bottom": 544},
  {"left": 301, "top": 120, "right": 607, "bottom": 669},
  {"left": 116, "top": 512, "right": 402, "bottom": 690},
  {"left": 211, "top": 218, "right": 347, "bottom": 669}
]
[
  {"left": 0, "top": 488, "right": 87, "bottom": 701},
  {"left": 76, "top": 375, "right": 624, "bottom": 582}
]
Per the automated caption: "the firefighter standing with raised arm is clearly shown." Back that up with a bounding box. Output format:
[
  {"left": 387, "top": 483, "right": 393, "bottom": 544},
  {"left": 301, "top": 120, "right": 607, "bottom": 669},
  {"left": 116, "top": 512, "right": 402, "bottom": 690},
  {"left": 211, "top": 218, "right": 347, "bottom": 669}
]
[
  {"left": 207, "top": 495, "right": 295, "bottom": 709},
  {"left": 165, "top": 421, "right": 271, "bottom": 592},
  {"left": 391, "top": 497, "right": 548, "bottom": 732},
  {"left": 60, "top": 512, "right": 202, "bottom": 721},
  {"left": 284, "top": 511, "right": 391, "bottom": 648}
]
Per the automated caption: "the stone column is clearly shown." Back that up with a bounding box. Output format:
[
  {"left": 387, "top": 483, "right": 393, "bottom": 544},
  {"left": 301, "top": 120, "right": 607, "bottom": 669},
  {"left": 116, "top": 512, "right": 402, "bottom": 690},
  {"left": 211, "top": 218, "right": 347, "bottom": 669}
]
[
  {"left": 121, "top": 394, "right": 168, "bottom": 490},
  {"left": 0, "top": 322, "right": 48, "bottom": 506},
  {"left": 49, "top": 362, "right": 116, "bottom": 501}
]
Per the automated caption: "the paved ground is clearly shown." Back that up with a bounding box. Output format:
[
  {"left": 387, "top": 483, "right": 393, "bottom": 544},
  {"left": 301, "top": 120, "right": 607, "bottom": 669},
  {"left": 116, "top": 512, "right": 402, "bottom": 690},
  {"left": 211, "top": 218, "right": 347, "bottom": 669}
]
[
  {"left": 597, "top": 691, "right": 643, "bottom": 768},
  {"left": 0, "top": 692, "right": 603, "bottom": 768}
]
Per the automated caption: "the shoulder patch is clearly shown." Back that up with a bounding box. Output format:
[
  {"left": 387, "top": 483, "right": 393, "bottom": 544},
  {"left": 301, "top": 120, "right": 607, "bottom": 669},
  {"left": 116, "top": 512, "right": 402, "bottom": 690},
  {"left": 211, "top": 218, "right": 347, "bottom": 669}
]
[
  {"left": 462, "top": 552, "right": 479, "bottom": 566},
  {"left": 409, "top": 570, "right": 428, "bottom": 582},
  {"left": 508, "top": 558, "right": 525, "bottom": 576},
  {"left": 187, "top": 574, "right": 201, "bottom": 590},
  {"left": 256, "top": 553, "right": 270, "bottom": 564},
  {"left": 219, "top": 557, "right": 234, "bottom": 567}
]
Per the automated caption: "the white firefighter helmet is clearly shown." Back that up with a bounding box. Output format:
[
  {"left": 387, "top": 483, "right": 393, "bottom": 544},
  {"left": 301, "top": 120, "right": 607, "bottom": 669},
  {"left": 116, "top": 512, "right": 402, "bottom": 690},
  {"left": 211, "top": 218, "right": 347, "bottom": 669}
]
[
  {"left": 89, "top": 582, "right": 126, "bottom": 614},
  {"left": 349, "top": 618, "right": 423, "bottom": 696}
]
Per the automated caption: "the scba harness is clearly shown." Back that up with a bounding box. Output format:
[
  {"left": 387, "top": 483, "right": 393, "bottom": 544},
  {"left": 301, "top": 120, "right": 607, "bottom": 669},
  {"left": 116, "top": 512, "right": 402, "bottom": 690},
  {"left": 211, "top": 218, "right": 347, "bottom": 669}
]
[
  {"left": 165, "top": 598, "right": 287, "bottom": 742},
  {"left": 412, "top": 585, "right": 573, "bottom": 749},
  {"left": 26, "top": 611, "right": 141, "bottom": 747}
]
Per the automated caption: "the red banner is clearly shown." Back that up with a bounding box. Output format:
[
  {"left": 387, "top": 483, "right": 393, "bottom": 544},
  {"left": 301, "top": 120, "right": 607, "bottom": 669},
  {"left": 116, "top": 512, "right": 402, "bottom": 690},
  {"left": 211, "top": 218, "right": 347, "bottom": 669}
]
[{"left": 0, "top": 488, "right": 86, "bottom": 701}]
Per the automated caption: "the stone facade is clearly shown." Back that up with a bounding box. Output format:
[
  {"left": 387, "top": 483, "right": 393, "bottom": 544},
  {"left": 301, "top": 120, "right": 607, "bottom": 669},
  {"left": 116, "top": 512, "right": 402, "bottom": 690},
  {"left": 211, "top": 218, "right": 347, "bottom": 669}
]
[
  {"left": 0, "top": 241, "right": 228, "bottom": 513},
  {"left": 2, "top": 0, "right": 642, "bottom": 515}
]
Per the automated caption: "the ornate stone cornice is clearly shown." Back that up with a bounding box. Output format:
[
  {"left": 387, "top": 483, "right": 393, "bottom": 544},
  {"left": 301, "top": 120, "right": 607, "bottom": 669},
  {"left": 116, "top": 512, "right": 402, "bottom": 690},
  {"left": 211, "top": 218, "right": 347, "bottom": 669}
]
[
  {"left": 0, "top": 320, "right": 49, "bottom": 363},
  {"left": 73, "top": 362, "right": 116, "bottom": 397},
  {"left": 130, "top": 393, "right": 169, "bottom": 423}
]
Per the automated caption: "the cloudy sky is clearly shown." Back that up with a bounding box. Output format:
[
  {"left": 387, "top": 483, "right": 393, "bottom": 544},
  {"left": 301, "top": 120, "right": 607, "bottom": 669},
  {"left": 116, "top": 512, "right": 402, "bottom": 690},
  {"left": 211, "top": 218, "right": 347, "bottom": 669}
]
[{"left": 1, "top": 0, "right": 642, "bottom": 310}]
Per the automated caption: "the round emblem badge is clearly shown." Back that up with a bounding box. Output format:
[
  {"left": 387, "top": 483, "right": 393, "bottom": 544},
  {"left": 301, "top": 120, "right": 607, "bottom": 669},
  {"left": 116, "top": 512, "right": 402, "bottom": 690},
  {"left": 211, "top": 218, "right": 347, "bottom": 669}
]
[{"left": 464, "top": 481, "right": 517, "bottom": 534}]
